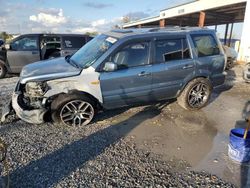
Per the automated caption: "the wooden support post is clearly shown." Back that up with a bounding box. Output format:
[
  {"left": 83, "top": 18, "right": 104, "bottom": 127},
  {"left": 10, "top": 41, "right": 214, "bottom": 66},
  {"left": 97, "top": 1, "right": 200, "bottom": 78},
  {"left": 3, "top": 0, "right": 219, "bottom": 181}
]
[
  {"left": 215, "top": 25, "right": 217, "bottom": 32},
  {"left": 198, "top": 11, "right": 206, "bottom": 27},
  {"left": 160, "top": 19, "right": 165, "bottom": 28},
  {"left": 224, "top": 23, "right": 229, "bottom": 45},
  {"left": 228, "top": 23, "right": 234, "bottom": 47},
  {"left": 179, "top": 19, "right": 183, "bottom": 27}
]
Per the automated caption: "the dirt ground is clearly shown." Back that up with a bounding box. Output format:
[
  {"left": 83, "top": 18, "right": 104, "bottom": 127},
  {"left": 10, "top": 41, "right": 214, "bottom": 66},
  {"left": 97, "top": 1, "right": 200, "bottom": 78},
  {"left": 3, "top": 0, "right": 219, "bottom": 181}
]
[
  {"left": 0, "top": 65, "right": 249, "bottom": 187},
  {"left": 125, "top": 65, "right": 250, "bottom": 187}
]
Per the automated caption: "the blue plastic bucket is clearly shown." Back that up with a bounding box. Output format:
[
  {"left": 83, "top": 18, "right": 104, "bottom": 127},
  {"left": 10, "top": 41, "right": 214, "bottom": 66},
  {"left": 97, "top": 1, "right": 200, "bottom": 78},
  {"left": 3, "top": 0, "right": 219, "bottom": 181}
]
[{"left": 228, "top": 128, "right": 250, "bottom": 163}]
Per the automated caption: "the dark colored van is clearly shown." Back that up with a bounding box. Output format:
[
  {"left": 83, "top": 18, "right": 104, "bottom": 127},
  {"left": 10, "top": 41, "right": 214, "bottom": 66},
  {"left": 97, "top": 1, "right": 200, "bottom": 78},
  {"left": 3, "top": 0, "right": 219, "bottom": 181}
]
[{"left": 0, "top": 33, "right": 93, "bottom": 78}]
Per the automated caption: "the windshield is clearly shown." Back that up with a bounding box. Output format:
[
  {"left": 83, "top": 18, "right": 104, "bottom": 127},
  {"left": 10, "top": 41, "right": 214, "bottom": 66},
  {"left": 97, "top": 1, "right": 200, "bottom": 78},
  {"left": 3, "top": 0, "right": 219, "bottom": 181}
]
[{"left": 70, "top": 34, "right": 117, "bottom": 68}]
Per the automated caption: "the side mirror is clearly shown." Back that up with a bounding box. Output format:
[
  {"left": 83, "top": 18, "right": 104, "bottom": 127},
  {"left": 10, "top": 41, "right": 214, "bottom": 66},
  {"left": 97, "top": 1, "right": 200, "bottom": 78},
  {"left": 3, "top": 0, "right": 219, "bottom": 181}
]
[{"left": 103, "top": 62, "right": 117, "bottom": 72}]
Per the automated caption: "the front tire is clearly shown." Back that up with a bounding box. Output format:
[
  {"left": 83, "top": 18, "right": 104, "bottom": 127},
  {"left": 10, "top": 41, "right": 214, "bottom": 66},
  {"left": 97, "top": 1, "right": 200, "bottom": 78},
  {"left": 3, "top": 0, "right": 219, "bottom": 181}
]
[
  {"left": 177, "top": 78, "right": 212, "bottom": 110},
  {"left": 51, "top": 94, "right": 95, "bottom": 126}
]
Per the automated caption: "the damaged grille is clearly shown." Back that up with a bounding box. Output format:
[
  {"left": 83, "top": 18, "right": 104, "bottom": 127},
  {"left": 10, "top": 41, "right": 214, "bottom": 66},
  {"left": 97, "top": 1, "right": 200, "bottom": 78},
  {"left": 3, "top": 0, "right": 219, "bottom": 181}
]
[{"left": 18, "top": 82, "right": 49, "bottom": 109}]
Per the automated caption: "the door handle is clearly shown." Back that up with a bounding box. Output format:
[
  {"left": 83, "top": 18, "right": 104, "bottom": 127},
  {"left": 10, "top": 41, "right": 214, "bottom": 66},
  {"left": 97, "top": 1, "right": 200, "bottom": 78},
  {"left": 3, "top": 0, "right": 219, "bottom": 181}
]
[
  {"left": 138, "top": 71, "right": 151, "bottom": 77},
  {"left": 182, "top": 64, "right": 194, "bottom": 69}
]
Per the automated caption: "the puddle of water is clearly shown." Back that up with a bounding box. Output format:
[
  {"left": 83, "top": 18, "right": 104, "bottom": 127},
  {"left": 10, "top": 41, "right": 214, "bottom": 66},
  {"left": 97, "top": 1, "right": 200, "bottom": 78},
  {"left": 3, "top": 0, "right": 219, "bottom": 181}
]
[
  {"left": 101, "top": 102, "right": 250, "bottom": 187},
  {"left": 193, "top": 132, "right": 250, "bottom": 187},
  {"left": 129, "top": 105, "right": 219, "bottom": 167}
]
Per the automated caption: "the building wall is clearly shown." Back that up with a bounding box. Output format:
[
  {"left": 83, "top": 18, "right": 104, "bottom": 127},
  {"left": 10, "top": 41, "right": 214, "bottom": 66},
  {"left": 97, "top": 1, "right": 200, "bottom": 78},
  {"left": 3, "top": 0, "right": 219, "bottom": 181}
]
[
  {"left": 239, "top": 0, "right": 250, "bottom": 62},
  {"left": 159, "top": 0, "right": 246, "bottom": 19}
]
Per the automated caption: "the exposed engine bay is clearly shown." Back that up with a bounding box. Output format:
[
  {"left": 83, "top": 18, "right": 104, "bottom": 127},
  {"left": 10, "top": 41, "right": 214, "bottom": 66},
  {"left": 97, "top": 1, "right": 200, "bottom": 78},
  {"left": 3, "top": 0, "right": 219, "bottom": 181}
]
[{"left": 22, "top": 82, "right": 49, "bottom": 109}]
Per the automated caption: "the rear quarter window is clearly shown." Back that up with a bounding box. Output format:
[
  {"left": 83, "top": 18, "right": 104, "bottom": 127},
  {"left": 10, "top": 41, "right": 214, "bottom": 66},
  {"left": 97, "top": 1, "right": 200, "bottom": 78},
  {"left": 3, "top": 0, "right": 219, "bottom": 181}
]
[
  {"left": 191, "top": 34, "right": 220, "bottom": 57},
  {"left": 62, "top": 36, "right": 86, "bottom": 49}
]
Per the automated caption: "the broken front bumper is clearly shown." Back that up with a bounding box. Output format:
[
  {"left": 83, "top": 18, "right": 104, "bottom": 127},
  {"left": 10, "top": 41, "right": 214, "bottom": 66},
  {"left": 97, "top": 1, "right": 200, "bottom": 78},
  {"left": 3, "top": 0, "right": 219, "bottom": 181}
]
[{"left": 10, "top": 93, "right": 46, "bottom": 124}]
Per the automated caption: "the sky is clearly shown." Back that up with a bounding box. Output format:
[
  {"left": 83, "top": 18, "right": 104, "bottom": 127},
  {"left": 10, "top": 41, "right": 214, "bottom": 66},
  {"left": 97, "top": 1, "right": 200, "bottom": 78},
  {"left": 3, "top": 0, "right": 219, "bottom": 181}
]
[{"left": 0, "top": 0, "right": 243, "bottom": 38}]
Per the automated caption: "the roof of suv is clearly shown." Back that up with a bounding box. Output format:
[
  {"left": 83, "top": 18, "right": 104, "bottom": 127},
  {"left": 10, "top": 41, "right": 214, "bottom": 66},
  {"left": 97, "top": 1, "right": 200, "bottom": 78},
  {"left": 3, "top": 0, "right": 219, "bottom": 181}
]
[{"left": 105, "top": 27, "right": 214, "bottom": 39}]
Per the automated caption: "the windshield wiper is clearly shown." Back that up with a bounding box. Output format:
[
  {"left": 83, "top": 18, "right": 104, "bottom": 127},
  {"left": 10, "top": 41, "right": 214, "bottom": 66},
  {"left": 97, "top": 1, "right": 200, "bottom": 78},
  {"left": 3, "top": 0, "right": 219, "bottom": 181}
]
[
  {"left": 65, "top": 55, "right": 71, "bottom": 63},
  {"left": 70, "top": 59, "right": 80, "bottom": 69}
]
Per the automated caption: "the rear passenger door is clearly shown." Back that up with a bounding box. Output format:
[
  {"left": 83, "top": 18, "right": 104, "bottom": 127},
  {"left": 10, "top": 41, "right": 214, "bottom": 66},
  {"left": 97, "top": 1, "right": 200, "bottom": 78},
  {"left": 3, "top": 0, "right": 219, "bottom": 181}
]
[{"left": 151, "top": 36, "right": 195, "bottom": 100}]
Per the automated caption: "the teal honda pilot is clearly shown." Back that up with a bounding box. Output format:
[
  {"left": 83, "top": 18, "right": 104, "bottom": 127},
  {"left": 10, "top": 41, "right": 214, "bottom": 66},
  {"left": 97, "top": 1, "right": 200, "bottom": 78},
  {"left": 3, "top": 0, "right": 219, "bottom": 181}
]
[{"left": 1, "top": 27, "right": 226, "bottom": 126}]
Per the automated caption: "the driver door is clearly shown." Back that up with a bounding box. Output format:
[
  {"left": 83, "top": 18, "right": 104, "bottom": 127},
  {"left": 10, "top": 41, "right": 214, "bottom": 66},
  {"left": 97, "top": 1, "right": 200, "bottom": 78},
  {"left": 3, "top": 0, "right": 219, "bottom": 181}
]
[
  {"left": 7, "top": 36, "right": 40, "bottom": 73},
  {"left": 100, "top": 41, "right": 153, "bottom": 109}
]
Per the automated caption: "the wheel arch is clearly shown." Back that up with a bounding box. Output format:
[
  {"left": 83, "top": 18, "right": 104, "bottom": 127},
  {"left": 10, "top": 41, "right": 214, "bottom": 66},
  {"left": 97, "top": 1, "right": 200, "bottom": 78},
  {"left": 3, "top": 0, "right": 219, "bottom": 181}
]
[
  {"left": 49, "top": 89, "right": 102, "bottom": 110},
  {"left": 177, "top": 75, "right": 211, "bottom": 97}
]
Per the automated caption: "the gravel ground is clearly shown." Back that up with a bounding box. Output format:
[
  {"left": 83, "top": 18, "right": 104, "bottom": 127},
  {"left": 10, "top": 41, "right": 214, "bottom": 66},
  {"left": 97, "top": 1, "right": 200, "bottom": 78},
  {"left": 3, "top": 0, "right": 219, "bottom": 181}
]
[{"left": 0, "top": 75, "right": 237, "bottom": 187}]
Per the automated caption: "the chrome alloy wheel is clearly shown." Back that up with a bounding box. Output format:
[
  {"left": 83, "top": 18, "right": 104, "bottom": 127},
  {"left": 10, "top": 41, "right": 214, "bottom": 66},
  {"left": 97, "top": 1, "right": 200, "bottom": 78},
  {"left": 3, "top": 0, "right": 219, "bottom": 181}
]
[
  {"left": 60, "top": 100, "right": 94, "bottom": 126},
  {"left": 188, "top": 83, "right": 209, "bottom": 108}
]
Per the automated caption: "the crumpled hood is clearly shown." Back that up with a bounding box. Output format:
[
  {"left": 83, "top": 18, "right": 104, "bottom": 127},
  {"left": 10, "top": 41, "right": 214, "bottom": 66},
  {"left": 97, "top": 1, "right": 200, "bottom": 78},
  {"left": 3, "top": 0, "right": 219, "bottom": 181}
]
[{"left": 20, "top": 57, "right": 81, "bottom": 84}]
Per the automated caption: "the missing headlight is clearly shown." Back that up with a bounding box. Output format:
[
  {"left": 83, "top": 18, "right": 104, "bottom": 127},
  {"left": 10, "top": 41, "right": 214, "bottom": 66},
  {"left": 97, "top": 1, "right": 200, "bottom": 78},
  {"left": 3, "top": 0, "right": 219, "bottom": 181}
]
[{"left": 25, "top": 82, "right": 49, "bottom": 97}]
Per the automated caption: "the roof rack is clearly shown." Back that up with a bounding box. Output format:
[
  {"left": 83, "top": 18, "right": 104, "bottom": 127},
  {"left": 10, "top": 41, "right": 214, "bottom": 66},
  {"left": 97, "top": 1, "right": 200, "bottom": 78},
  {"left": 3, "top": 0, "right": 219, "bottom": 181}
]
[
  {"left": 147, "top": 26, "right": 207, "bottom": 32},
  {"left": 111, "top": 29, "right": 134, "bottom": 34},
  {"left": 110, "top": 26, "right": 209, "bottom": 36}
]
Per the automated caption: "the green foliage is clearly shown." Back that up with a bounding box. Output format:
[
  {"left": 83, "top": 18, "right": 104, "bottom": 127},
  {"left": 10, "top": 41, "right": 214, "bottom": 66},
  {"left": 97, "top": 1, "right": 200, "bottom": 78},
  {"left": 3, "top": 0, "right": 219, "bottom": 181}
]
[
  {"left": 0, "top": 32, "right": 13, "bottom": 41},
  {"left": 85, "top": 31, "right": 98, "bottom": 37},
  {"left": 122, "top": 16, "right": 130, "bottom": 23}
]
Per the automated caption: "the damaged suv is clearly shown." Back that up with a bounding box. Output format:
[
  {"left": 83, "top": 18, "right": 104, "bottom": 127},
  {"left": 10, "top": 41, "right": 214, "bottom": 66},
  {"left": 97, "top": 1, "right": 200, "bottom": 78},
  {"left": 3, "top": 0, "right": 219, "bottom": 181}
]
[{"left": 1, "top": 28, "right": 226, "bottom": 126}]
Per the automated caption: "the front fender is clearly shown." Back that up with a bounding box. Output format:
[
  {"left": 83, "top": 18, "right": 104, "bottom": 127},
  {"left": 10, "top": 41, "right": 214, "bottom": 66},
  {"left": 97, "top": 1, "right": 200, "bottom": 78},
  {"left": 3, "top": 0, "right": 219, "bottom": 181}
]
[{"left": 44, "top": 67, "right": 103, "bottom": 104}]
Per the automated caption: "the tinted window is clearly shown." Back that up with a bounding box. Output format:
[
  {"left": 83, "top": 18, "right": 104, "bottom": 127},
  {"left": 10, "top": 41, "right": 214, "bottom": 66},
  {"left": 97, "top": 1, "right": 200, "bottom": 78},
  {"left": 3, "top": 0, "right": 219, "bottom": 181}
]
[
  {"left": 41, "top": 36, "right": 60, "bottom": 49},
  {"left": 11, "top": 37, "right": 38, "bottom": 50},
  {"left": 112, "top": 42, "right": 149, "bottom": 68},
  {"left": 155, "top": 39, "right": 190, "bottom": 63},
  {"left": 191, "top": 34, "right": 220, "bottom": 57},
  {"left": 62, "top": 36, "right": 86, "bottom": 49}
]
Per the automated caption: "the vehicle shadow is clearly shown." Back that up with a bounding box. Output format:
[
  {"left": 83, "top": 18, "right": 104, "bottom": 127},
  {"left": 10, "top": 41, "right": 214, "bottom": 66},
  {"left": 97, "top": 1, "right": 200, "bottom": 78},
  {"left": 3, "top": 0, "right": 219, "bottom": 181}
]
[
  {"left": 7, "top": 102, "right": 170, "bottom": 187},
  {"left": 209, "top": 69, "right": 236, "bottom": 104}
]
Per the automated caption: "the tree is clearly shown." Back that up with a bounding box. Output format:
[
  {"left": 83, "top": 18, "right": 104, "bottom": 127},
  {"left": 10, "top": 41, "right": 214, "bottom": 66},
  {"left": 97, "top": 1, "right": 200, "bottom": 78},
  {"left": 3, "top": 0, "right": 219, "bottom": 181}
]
[
  {"left": 122, "top": 16, "right": 130, "bottom": 23},
  {"left": 112, "top": 24, "right": 121, "bottom": 29},
  {"left": 85, "top": 31, "right": 98, "bottom": 37},
  {"left": 0, "top": 32, "right": 13, "bottom": 41}
]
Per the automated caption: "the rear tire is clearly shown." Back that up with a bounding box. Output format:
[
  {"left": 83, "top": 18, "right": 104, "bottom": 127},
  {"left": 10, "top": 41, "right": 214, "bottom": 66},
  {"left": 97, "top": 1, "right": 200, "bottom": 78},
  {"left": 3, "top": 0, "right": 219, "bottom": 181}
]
[
  {"left": 0, "top": 61, "right": 7, "bottom": 79},
  {"left": 226, "top": 59, "right": 234, "bottom": 70},
  {"left": 177, "top": 78, "right": 212, "bottom": 110},
  {"left": 51, "top": 94, "right": 95, "bottom": 127}
]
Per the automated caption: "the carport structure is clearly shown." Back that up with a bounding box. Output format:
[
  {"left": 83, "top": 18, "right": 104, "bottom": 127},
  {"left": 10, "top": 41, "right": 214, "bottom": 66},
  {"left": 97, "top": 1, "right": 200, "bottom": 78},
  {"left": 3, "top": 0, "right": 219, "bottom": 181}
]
[{"left": 123, "top": 0, "right": 250, "bottom": 62}]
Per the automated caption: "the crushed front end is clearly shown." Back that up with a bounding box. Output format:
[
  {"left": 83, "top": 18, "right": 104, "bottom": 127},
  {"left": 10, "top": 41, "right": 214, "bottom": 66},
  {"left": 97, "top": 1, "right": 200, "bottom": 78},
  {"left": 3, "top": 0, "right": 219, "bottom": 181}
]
[{"left": 1, "top": 81, "right": 49, "bottom": 124}]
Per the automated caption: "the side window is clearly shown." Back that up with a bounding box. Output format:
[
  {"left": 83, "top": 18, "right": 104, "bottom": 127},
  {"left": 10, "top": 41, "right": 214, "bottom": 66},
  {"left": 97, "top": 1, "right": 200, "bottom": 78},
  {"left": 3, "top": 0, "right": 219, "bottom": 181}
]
[
  {"left": 11, "top": 37, "right": 38, "bottom": 51},
  {"left": 40, "top": 36, "right": 61, "bottom": 49},
  {"left": 155, "top": 38, "right": 190, "bottom": 63},
  {"left": 112, "top": 42, "right": 149, "bottom": 69},
  {"left": 191, "top": 34, "right": 220, "bottom": 57},
  {"left": 62, "top": 36, "right": 86, "bottom": 49}
]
